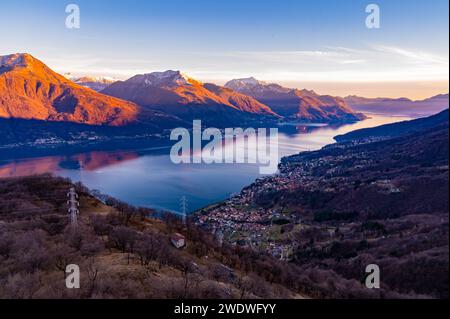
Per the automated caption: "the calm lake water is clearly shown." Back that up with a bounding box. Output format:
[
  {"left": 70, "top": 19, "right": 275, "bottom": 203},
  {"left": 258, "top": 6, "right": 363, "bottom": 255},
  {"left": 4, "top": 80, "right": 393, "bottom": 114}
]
[{"left": 0, "top": 115, "right": 410, "bottom": 213}]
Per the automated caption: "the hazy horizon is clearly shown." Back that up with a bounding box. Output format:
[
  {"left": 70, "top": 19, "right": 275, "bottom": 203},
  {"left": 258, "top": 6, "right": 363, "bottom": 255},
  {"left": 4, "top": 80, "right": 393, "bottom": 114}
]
[{"left": 1, "top": 0, "right": 448, "bottom": 99}]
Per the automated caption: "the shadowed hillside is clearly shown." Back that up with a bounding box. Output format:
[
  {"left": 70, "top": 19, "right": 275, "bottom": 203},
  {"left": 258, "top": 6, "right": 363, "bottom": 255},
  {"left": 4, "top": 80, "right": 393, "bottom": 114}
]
[{"left": 198, "top": 111, "right": 449, "bottom": 298}]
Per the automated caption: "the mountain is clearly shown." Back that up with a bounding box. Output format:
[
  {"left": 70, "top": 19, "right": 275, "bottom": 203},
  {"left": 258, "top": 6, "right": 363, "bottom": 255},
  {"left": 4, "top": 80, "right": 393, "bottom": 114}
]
[
  {"left": 0, "top": 53, "right": 180, "bottom": 127},
  {"left": 344, "top": 94, "right": 449, "bottom": 117},
  {"left": 72, "top": 76, "right": 117, "bottom": 91},
  {"left": 335, "top": 109, "right": 449, "bottom": 142},
  {"left": 202, "top": 83, "right": 278, "bottom": 115},
  {"left": 225, "top": 77, "right": 365, "bottom": 123},
  {"left": 101, "top": 71, "right": 279, "bottom": 125}
]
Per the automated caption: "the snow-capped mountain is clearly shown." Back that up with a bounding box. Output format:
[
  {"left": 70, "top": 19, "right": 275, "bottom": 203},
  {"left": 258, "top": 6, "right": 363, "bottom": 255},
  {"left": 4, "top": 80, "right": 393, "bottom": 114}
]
[
  {"left": 0, "top": 53, "right": 30, "bottom": 68},
  {"left": 72, "top": 76, "right": 118, "bottom": 92},
  {"left": 126, "top": 70, "right": 198, "bottom": 88},
  {"left": 102, "top": 71, "right": 279, "bottom": 125},
  {"left": 225, "top": 77, "right": 291, "bottom": 96},
  {"left": 225, "top": 77, "right": 365, "bottom": 122}
]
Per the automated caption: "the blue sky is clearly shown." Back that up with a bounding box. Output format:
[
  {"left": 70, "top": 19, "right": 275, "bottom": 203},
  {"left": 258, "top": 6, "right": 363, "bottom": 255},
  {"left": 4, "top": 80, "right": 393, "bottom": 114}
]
[{"left": 0, "top": 0, "right": 448, "bottom": 98}]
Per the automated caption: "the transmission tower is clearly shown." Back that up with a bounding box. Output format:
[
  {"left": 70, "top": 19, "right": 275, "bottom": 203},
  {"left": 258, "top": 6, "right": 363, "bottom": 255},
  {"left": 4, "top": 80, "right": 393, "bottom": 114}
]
[
  {"left": 180, "top": 196, "right": 188, "bottom": 225},
  {"left": 67, "top": 187, "right": 79, "bottom": 226}
]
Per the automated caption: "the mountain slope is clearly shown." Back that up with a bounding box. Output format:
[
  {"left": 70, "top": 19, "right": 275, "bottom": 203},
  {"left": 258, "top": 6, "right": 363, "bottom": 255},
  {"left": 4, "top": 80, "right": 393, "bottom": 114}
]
[
  {"left": 225, "top": 77, "right": 365, "bottom": 122},
  {"left": 202, "top": 83, "right": 278, "bottom": 116},
  {"left": 101, "top": 71, "right": 278, "bottom": 125},
  {"left": 0, "top": 174, "right": 304, "bottom": 299},
  {"left": 0, "top": 53, "right": 180, "bottom": 127},
  {"left": 335, "top": 109, "right": 449, "bottom": 142},
  {"left": 199, "top": 110, "right": 449, "bottom": 298},
  {"left": 344, "top": 94, "right": 449, "bottom": 117}
]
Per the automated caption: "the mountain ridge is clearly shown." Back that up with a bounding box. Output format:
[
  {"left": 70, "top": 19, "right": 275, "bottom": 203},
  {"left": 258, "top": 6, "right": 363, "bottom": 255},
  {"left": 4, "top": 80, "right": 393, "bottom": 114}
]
[
  {"left": 335, "top": 108, "right": 449, "bottom": 142},
  {"left": 101, "top": 70, "right": 279, "bottom": 125},
  {"left": 0, "top": 53, "right": 184, "bottom": 127},
  {"left": 225, "top": 77, "right": 365, "bottom": 122},
  {"left": 343, "top": 93, "right": 449, "bottom": 117}
]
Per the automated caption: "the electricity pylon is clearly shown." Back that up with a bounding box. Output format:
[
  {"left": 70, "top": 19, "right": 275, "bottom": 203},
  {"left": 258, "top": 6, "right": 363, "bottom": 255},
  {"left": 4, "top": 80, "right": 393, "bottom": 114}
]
[
  {"left": 180, "top": 196, "right": 188, "bottom": 225},
  {"left": 67, "top": 187, "right": 79, "bottom": 226}
]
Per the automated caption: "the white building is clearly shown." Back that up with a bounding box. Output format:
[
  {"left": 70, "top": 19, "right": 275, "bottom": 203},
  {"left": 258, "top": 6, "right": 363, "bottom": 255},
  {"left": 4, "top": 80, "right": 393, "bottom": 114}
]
[{"left": 170, "top": 233, "right": 186, "bottom": 249}]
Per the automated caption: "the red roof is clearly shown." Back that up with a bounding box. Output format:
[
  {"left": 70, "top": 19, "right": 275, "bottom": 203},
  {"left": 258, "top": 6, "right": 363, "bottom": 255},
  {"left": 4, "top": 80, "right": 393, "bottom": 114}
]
[{"left": 171, "top": 233, "right": 185, "bottom": 241}]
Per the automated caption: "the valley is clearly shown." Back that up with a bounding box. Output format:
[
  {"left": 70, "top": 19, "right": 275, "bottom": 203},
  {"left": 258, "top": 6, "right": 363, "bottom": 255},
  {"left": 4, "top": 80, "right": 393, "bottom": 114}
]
[
  {"left": 1, "top": 0, "right": 448, "bottom": 305},
  {"left": 1, "top": 110, "right": 447, "bottom": 299},
  {"left": 0, "top": 114, "right": 411, "bottom": 212},
  {"left": 0, "top": 52, "right": 448, "bottom": 300}
]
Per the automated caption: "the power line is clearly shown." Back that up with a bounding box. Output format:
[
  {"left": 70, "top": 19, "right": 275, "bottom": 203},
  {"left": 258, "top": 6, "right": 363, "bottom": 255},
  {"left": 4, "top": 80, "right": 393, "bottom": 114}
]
[
  {"left": 0, "top": 209, "right": 64, "bottom": 213},
  {"left": 0, "top": 196, "right": 68, "bottom": 202}
]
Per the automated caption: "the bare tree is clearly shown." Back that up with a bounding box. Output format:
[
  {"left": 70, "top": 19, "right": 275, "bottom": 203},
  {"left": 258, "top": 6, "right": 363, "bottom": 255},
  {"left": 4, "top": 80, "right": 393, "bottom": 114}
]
[
  {"left": 135, "top": 232, "right": 161, "bottom": 268},
  {"left": 84, "top": 257, "right": 100, "bottom": 297},
  {"left": 108, "top": 226, "right": 137, "bottom": 264},
  {"left": 51, "top": 243, "right": 76, "bottom": 278}
]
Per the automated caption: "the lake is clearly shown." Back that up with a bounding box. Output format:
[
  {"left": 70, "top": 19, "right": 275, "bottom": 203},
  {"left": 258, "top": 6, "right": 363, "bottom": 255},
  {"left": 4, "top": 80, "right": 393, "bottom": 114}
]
[{"left": 0, "top": 115, "right": 410, "bottom": 213}]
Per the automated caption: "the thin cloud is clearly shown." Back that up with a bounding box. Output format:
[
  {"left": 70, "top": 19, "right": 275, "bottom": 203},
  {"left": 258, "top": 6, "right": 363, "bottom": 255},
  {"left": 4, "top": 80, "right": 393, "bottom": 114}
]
[
  {"left": 339, "top": 59, "right": 366, "bottom": 64},
  {"left": 372, "top": 45, "right": 449, "bottom": 65},
  {"left": 46, "top": 45, "right": 449, "bottom": 84}
]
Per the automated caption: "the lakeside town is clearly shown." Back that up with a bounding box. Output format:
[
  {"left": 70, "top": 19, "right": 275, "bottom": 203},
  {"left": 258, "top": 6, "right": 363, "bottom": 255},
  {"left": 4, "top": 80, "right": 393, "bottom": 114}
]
[
  {"left": 194, "top": 122, "right": 448, "bottom": 261},
  {"left": 194, "top": 138, "right": 367, "bottom": 259}
]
